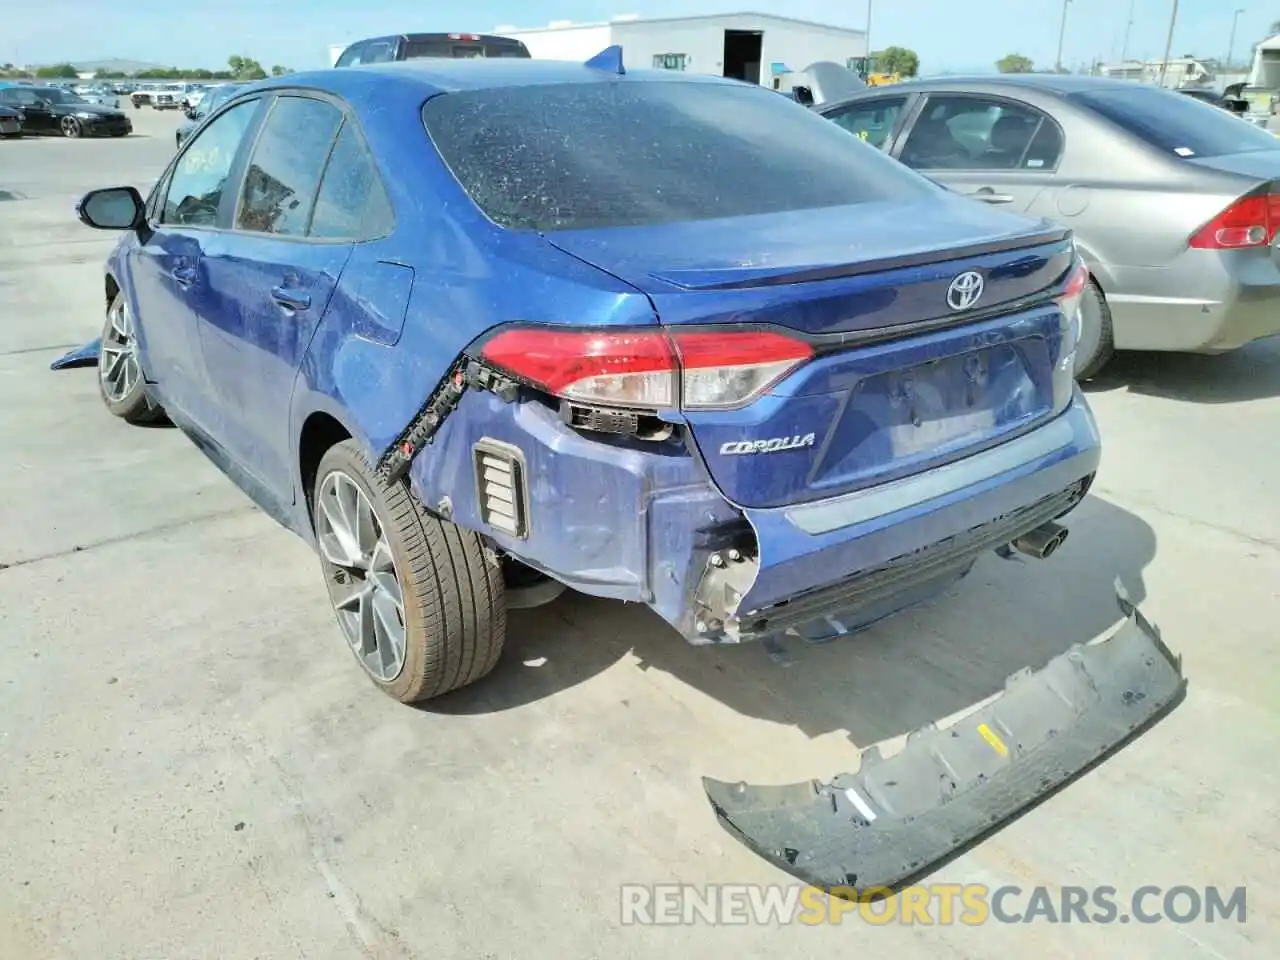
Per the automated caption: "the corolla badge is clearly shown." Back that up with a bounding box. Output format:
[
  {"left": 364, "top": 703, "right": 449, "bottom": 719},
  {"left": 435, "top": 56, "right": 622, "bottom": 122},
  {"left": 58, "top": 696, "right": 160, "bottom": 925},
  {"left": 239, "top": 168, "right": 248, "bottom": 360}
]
[
  {"left": 946, "top": 271, "right": 985, "bottom": 311},
  {"left": 720, "top": 434, "right": 817, "bottom": 455}
]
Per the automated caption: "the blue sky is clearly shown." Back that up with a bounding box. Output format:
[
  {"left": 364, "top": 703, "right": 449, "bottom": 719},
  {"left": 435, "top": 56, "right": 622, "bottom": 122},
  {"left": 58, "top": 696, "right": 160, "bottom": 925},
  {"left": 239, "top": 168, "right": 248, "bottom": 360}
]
[{"left": 6, "top": 0, "right": 1279, "bottom": 73}]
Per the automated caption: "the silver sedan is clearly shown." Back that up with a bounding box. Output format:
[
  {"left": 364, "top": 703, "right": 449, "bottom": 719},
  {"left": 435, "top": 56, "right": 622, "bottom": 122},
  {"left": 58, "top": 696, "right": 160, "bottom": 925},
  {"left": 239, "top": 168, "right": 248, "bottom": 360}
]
[{"left": 814, "top": 74, "right": 1280, "bottom": 378}]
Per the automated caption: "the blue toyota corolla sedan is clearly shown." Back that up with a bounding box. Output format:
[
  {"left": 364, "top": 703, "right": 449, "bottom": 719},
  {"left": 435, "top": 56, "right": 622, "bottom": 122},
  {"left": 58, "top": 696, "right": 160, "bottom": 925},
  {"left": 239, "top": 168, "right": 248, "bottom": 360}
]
[{"left": 75, "top": 52, "right": 1100, "bottom": 703}]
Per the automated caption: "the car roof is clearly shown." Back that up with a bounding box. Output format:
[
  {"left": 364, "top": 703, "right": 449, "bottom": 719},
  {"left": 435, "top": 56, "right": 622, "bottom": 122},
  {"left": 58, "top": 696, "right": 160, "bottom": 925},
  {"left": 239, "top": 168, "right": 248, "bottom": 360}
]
[
  {"left": 902, "top": 74, "right": 1148, "bottom": 94},
  {"left": 256, "top": 57, "right": 739, "bottom": 99},
  {"left": 819, "top": 73, "right": 1190, "bottom": 113}
]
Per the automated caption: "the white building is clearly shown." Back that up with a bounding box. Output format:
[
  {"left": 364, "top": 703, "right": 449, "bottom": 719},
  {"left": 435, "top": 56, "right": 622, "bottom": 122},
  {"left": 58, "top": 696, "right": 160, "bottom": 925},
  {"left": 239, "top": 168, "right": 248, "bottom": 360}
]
[
  {"left": 494, "top": 12, "right": 867, "bottom": 91},
  {"left": 1248, "top": 34, "right": 1280, "bottom": 90}
]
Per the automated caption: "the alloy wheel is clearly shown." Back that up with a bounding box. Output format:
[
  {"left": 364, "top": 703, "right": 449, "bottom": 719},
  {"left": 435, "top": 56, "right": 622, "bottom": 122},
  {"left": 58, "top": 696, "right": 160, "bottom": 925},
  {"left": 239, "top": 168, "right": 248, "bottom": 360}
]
[
  {"left": 315, "top": 470, "right": 407, "bottom": 682},
  {"left": 100, "top": 298, "right": 141, "bottom": 402},
  {"left": 60, "top": 116, "right": 82, "bottom": 138}
]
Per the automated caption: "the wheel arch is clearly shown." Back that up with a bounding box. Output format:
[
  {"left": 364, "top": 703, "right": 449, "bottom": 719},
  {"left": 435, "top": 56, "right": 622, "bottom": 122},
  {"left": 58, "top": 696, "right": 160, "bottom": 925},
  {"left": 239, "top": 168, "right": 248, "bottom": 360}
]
[
  {"left": 297, "top": 409, "right": 356, "bottom": 529},
  {"left": 1070, "top": 235, "right": 1113, "bottom": 295}
]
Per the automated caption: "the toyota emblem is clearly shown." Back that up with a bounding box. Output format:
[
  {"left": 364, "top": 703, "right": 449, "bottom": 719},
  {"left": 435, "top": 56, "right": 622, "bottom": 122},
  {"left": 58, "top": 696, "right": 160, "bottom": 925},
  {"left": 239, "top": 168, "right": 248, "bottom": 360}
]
[{"left": 946, "top": 271, "right": 985, "bottom": 311}]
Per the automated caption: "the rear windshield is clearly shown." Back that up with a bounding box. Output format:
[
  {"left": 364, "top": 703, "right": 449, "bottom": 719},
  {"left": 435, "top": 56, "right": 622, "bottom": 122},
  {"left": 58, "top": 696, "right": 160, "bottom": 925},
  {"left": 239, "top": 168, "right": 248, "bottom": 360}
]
[
  {"left": 1070, "top": 86, "right": 1280, "bottom": 159},
  {"left": 403, "top": 38, "right": 530, "bottom": 59},
  {"left": 421, "top": 80, "right": 937, "bottom": 231}
]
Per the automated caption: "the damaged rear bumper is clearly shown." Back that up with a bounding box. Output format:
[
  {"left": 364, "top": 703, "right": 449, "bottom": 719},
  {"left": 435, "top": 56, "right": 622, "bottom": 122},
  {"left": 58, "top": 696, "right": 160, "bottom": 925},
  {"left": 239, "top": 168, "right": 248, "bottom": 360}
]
[
  {"left": 408, "top": 386, "right": 1099, "bottom": 645},
  {"left": 703, "top": 582, "right": 1186, "bottom": 894}
]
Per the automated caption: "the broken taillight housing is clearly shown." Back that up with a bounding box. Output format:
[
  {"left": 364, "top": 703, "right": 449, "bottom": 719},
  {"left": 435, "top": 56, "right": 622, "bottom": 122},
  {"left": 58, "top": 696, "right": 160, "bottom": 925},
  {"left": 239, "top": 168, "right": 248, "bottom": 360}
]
[
  {"left": 1053, "top": 258, "right": 1089, "bottom": 408},
  {"left": 1056, "top": 258, "right": 1089, "bottom": 336},
  {"left": 478, "top": 327, "right": 814, "bottom": 411}
]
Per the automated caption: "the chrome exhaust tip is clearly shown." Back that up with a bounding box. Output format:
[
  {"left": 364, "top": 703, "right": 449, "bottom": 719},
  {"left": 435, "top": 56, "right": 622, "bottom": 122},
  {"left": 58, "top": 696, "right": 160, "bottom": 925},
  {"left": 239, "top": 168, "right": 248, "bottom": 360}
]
[{"left": 1011, "top": 521, "right": 1069, "bottom": 560}]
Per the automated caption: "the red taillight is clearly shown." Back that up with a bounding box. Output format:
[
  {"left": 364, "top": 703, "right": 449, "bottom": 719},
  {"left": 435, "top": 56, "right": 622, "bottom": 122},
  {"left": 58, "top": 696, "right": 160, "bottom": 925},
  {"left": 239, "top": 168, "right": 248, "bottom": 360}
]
[
  {"left": 479, "top": 328, "right": 814, "bottom": 410},
  {"left": 1056, "top": 258, "right": 1089, "bottom": 324},
  {"left": 1189, "top": 193, "right": 1280, "bottom": 249},
  {"left": 448, "top": 33, "right": 480, "bottom": 41},
  {"left": 671, "top": 331, "right": 813, "bottom": 409}
]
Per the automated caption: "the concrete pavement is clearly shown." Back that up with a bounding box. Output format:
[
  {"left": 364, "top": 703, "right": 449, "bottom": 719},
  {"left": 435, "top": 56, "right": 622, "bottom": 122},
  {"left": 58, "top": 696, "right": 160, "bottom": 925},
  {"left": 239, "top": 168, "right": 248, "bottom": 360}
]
[{"left": 1, "top": 105, "right": 1276, "bottom": 959}]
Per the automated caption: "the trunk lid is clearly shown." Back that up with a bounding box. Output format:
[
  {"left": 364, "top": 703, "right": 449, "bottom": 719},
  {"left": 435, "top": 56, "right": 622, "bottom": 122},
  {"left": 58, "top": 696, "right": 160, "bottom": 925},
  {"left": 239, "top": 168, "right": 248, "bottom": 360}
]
[
  {"left": 549, "top": 200, "right": 1077, "bottom": 510},
  {"left": 1188, "top": 150, "right": 1280, "bottom": 181}
]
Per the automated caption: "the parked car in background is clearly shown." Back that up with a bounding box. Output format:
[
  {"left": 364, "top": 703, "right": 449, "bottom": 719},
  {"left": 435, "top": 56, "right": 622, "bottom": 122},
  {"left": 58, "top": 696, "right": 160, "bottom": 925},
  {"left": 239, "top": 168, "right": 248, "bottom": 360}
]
[
  {"left": 130, "top": 86, "right": 154, "bottom": 108},
  {"left": 78, "top": 86, "right": 122, "bottom": 109},
  {"left": 815, "top": 74, "right": 1280, "bottom": 378},
  {"left": 175, "top": 82, "right": 244, "bottom": 147},
  {"left": 73, "top": 58, "right": 1096, "bottom": 704},
  {"left": 0, "top": 85, "right": 131, "bottom": 138},
  {"left": 1179, "top": 85, "right": 1249, "bottom": 115},
  {"left": 0, "top": 104, "right": 22, "bottom": 138},
  {"left": 333, "top": 31, "right": 530, "bottom": 66},
  {"left": 182, "top": 84, "right": 208, "bottom": 111},
  {"left": 150, "top": 83, "right": 189, "bottom": 110}
]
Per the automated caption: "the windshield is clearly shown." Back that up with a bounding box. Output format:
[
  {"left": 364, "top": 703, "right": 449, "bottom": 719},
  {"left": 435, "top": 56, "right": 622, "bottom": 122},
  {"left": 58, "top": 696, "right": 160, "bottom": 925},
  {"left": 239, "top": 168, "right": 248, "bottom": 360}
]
[
  {"left": 422, "top": 80, "right": 937, "bottom": 232},
  {"left": 1071, "top": 86, "right": 1280, "bottom": 158}
]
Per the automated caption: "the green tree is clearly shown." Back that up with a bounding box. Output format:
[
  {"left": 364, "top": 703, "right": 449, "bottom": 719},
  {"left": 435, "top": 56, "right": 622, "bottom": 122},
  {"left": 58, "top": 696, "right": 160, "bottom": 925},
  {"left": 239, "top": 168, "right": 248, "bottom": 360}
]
[
  {"left": 270, "top": 65, "right": 293, "bottom": 76},
  {"left": 227, "top": 55, "right": 267, "bottom": 80},
  {"left": 997, "top": 53, "right": 1035, "bottom": 73},
  {"left": 874, "top": 46, "right": 920, "bottom": 77},
  {"left": 35, "top": 63, "right": 79, "bottom": 78}
]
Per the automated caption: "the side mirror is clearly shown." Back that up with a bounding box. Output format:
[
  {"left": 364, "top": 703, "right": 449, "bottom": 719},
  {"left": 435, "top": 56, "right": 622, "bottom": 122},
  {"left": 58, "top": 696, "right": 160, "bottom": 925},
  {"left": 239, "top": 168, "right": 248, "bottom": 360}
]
[{"left": 77, "top": 186, "right": 145, "bottom": 231}]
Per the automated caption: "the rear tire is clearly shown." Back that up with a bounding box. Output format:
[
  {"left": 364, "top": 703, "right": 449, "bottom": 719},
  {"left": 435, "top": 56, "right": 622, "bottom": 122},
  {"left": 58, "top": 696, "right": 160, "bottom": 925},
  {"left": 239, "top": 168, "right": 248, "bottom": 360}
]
[
  {"left": 1074, "top": 279, "right": 1115, "bottom": 381},
  {"left": 313, "top": 440, "right": 506, "bottom": 703},
  {"left": 98, "top": 293, "right": 167, "bottom": 424}
]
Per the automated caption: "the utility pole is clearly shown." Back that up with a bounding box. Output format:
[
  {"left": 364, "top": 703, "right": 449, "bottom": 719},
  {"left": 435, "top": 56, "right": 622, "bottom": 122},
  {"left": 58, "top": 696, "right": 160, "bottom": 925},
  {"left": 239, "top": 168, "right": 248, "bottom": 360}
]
[
  {"left": 1120, "top": 0, "right": 1136, "bottom": 66},
  {"left": 1055, "top": 0, "right": 1073, "bottom": 73},
  {"left": 1158, "top": 0, "right": 1180, "bottom": 88},
  {"left": 865, "top": 0, "right": 873, "bottom": 74},
  {"left": 1226, "top": 7, "right": 1245, "bottom": 70}
]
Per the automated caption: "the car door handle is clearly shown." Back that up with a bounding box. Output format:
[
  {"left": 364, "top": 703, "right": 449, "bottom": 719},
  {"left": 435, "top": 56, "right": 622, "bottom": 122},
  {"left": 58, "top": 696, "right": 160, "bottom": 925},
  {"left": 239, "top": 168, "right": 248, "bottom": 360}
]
[
  {"left": 969, "top": 189, "right": 1014, "bottom": 204},
  {"left": 170, "top": 264, "right": 196, "bottom": 287},
  {"left": 271, "top": 286, "right": 311, "bottom": 312}
]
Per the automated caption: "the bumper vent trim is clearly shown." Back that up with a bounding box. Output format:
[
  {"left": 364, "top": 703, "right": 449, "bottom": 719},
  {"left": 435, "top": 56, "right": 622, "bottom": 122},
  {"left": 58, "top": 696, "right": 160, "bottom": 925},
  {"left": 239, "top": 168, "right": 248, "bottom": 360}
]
[{"left": 473, "top": 438, "right": 529, "bottom": 539}]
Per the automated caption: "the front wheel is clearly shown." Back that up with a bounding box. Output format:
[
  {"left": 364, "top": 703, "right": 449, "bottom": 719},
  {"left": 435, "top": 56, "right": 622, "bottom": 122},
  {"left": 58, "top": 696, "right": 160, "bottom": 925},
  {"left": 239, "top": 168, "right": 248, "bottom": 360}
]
[
  {"left": 1073, "top": 279, "right": 1115, "bottom": 381},
  {"left": 313, "top": 440, "right": 506, "bottom": 703},
  {"left": 98, "top": 293, "right": 167, "bottom": 424},
  {"left": 60, "top": 116, "right": 82, "bottom": 139}
]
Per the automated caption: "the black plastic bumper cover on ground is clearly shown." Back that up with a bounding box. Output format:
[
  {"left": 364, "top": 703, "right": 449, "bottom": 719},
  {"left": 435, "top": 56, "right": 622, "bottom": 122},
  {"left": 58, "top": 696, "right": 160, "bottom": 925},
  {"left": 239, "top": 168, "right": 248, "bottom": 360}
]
[{"left": 703, "top": 580, "right": 1186, "bottom": 895}]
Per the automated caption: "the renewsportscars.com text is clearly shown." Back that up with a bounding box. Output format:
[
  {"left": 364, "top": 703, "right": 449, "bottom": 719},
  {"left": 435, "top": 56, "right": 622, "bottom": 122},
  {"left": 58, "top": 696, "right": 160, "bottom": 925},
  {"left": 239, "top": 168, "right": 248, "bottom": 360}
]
[{"left": 619, "top": 883, "right": 1248, "bottom": 926}]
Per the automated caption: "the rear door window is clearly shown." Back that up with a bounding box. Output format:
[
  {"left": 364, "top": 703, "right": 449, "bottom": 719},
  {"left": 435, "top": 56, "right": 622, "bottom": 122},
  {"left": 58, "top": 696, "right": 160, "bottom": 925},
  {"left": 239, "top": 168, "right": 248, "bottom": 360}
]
[
  {"left": 1071, "top": 86, "right": 1280, "bottom": 158},
  {"left": 234, "top": 95, "right": 343, "bottom": 237},
  {"left": 422, "top": 80, "right": 937, "bottom": 232},
  {"left": 824, "top": 96, "right": 908, "bottom": 150},
  {"left": 899, "top": 95, "right": 1063, "bottom": 171}
]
